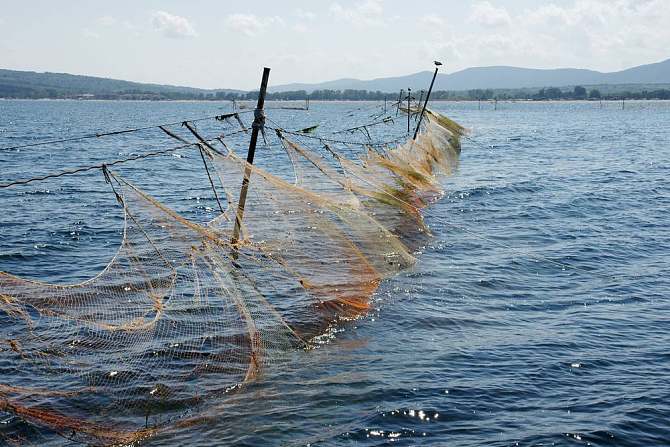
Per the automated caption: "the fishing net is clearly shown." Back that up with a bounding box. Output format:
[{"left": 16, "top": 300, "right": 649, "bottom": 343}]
[{"left": 0, "top": 108, "right": 464, "bottom": 444}]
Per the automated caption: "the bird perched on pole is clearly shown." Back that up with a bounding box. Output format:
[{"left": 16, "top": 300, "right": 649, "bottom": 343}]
[{"left": 413, "top": 60, "right": 443, "bottom": 140}]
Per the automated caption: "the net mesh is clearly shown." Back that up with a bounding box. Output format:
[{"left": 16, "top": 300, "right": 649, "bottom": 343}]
[{"left": 0, "top": 108, "right": 464, "bottom": 444}]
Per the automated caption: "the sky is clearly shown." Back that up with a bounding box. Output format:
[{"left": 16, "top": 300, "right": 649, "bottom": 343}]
[{"left": 1, "top": 0, "right": 669, "bottom": 90}]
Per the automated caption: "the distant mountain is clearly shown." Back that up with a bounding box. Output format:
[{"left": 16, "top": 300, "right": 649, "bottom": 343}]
[
  {"left": 3, "top": 57, "right": 670, "bottom": 100},
  {"left": 269, "top": 58, "right": 670, "bottom": 93},
  {"left": 0, "top": 69, "right": 243, "bottom": 99}
]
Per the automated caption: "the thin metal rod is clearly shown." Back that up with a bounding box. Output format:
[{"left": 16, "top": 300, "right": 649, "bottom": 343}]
[
  {"left": 231, "top": 67, "right": 271, "bottom": 252},
  {"left": 198, "top": 146, "right": 225, "bottom": 214},
  {"left": 159, "top": 125, "right": 188, "bottom": 143},
  {"left": 413, "top": 66, "right": 440, "bottom": 140},
  {"left": 182, "top": 121, "right": 224, "bottom": 155}
]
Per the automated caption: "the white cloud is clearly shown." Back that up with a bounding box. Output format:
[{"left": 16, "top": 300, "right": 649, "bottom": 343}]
[
  {"left": 290, "top": 9, "right": 316, "bottom": 34},
  {"left": 421, "top": 14, "right": 446, "bottom": 27},
  {"left": 420, "top": 0, "right": 670, "bottom": 74},
  {"left": 469, "top": 1, "right": 511, "bottom": 27},
  {"left": 82, "top": 28, "right": 100, "bottom": 39},
  {"left": 516, "top": 0, "right": 670, "bottom": 68},
  {"left": 293, "top": 23, "right": 310, "bottom": 33},
  {"left": 224, "top": 13, "right": 285, "bottom": 37},
  {"left": 294, "top": 8, "right": 316, "bottom": 21},
  {"left": 151, "top": 11, "right": 197, "bottom": 38},
  {"left": 419, "top": 37, "right": 462, "bottom": 67},
  {"left": 329, "top": 0, "right": 387, "bottom": 27},
  {"left": 96, "top": 16, "right": 116, "bottom": 27}
]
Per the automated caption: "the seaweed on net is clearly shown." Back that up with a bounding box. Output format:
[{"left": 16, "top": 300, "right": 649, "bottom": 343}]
[{"left": 0, "top": 108, "right": 464, "bottom": 444}]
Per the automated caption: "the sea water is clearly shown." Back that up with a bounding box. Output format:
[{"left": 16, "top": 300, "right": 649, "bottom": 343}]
[{"left": 0, "top": 100, "right": 669, "bottom": 445}]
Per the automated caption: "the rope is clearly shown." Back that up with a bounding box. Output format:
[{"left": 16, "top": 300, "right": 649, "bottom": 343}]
[
  {"left": 252, "top": 108, "right": 267, "bottom": 145},
  {"left": 0, "top": 106, "right": 406, "bottom": 189},
  {"left": 0, "top": 111, "right": 254, "bottom": 152},
  {"left": 332, "top": 116, "right": 394, "bottom": 134},
  {"left": 266, "top": 126, "right": 406, "bottom": 147},
  {"left": 0, "top": 138, "right": 216, "bottom": 188},
  {"left": 0, "top": 125, "right": 254, "bottom": 189}
]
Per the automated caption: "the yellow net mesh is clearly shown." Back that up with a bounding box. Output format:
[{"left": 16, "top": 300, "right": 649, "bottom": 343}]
[{"left": 0, "top": 108, "right": 464, "bottom": 444}]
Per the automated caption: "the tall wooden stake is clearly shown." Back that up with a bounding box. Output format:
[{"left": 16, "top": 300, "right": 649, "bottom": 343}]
[{"left": 231, "top": 67, "right": 270, "bottom": 255}]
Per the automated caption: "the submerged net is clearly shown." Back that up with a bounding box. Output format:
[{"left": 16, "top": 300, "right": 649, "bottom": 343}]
[{"left": 0, "top": 108, "right": 464, "bottom": 444}]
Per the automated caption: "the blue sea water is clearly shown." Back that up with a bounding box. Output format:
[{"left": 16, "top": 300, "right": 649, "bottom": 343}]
[{"left": 0, "top": 99, "right": 669, "bottom": 446}]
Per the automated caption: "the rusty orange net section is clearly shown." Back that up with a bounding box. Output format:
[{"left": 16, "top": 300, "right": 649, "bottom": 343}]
[{"left": 0, "top": 109, "right": 464, "bottom": 444}]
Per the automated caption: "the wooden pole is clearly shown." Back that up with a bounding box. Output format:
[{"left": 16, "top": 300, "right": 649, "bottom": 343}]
[
  {"left": 413, "top": 65, "right": 440, "bottom": 140},
  {"left": 396, "top": 89, "right": 403, "bottom": 116},
  {"left": 407, "top": 87, "right": 411, "bottom": 133},
  {"left": 231, "top": 67, "right": 270, "bottom": 253}
]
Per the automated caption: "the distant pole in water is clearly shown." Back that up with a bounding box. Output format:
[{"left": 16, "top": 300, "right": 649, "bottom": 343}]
[
  {"left": 478, "top": 98, "right": 481, "bottom": 110},
  {"left": 416, "top": 90, "right": 424, "bottom": 121},
  {"left": 622, "top": 98, "right": 625, "bottom": 110},
  {"left": 396, "top": 89, "right": 403, "bottom": 117},
  {"left": 494, "top": 98, "right": 498, "bottom": 111},
  {"left": 231, "top": 66, "right": 271, "bottom": 256},
  {"left": 306, "top": 96, "right": 310, "bottom": 110},
  {"left": 384, "top": 95, "right": 387, "bottom": 113},
  {"left": 407, "top": 87, "right": 411, "bottom": 133},
  {"left": 413, "top": 60, "right": 442, "bottom": 140}
]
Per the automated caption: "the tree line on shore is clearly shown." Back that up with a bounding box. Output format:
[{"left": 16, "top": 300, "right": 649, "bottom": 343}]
[
  {"left": 255, "top": 85, "right": 670, "bottom": 101},
  {"left": 3, "top": 85, "right": 670, "bottom": 101}
]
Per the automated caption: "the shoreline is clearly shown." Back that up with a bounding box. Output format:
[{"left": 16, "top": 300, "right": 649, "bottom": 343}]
[{"left": 2, "top": 98, "right": 670, "bottom": 103}]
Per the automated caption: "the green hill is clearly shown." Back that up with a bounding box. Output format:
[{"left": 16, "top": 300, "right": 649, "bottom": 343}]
[{"left": 0, "top": 69, "right": 242, "bottom": 100}]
